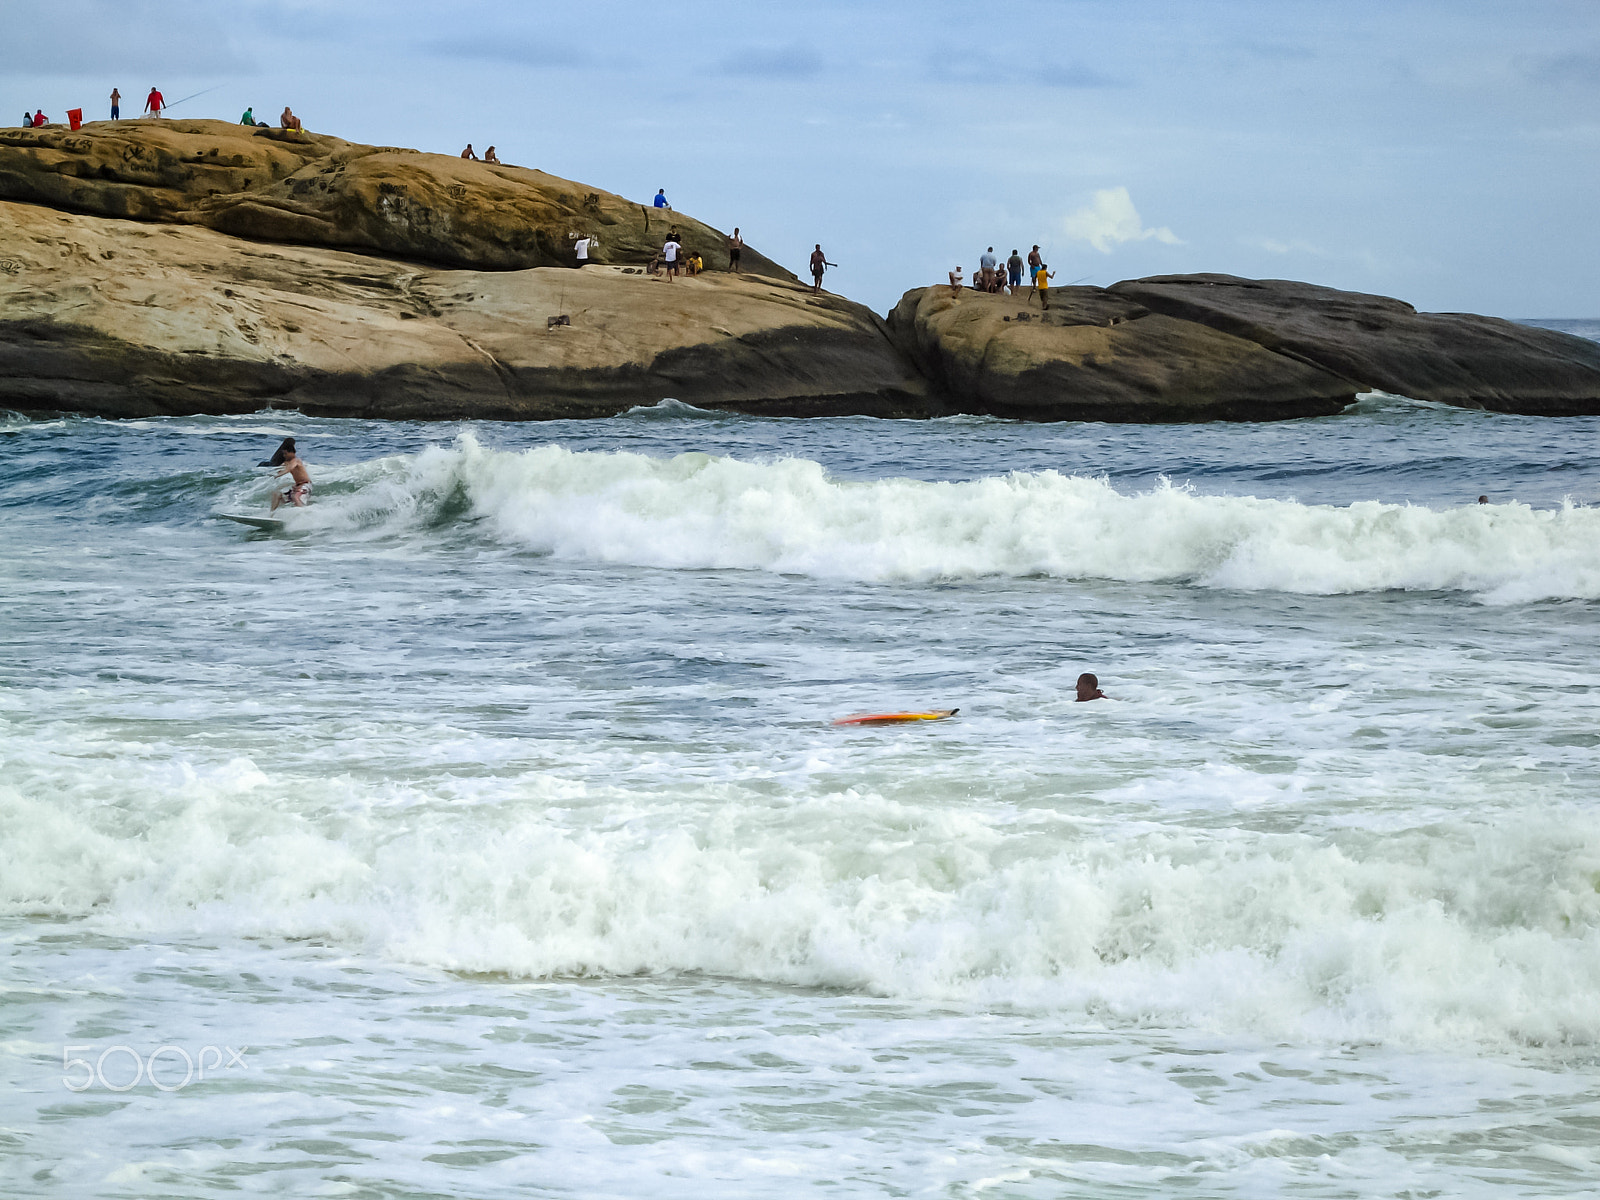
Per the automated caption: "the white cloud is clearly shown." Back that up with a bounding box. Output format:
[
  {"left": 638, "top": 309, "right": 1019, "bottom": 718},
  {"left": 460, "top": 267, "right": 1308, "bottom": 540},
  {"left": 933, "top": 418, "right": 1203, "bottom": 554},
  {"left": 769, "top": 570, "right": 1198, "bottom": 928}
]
[{"left": 1063, "top": 187, "right": 1181, "bottom": 254}]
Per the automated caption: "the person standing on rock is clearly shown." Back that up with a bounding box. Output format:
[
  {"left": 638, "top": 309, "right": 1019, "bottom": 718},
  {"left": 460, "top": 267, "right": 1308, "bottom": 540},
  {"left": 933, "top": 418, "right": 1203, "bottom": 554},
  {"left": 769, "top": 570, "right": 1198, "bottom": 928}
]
[
  {"left": 1027, "top": 245, "right": 1042, "bottom": 285},
  {"left": 1007, "top": 249, "right": 1024, "bottom": 290},
  {"left": 979, "top": 247, "right": 997, "bottom": 292},
  {"left": 810, "top": 245, "right": 835, "bottom": 294},
  {"left": 663, "top": 234, "right": 681, "bottom": 280},
  {"left": 1031, "top": 264, "right": 1054, "bottom": 310},
  {"left": 110, "top": 88, "right": 121, "bottom": 120},
  {"left": 727, "top": 228, "right": 743, "bottom": 272},
  {"left": 144, "top": 87, "right": 164, "bottom": 117}
]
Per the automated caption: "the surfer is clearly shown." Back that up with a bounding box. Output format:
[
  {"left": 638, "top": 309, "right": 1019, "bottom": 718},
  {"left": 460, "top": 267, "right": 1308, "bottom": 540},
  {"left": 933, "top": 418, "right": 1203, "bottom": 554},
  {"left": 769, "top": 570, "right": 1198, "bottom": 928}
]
[
  {"left": 1075, "top": 673, "right": 1108, "bottom": 702},
  {"left": 267, "top": 442, "right": 311, "bottom": 512}
]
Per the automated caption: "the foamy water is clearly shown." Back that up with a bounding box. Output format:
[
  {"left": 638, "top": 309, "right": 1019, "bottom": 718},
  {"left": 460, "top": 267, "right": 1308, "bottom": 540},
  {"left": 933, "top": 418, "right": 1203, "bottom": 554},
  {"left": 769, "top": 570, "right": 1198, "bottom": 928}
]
[{"left": 3, "top": 400, "right": 1599, "bottom": 1197}]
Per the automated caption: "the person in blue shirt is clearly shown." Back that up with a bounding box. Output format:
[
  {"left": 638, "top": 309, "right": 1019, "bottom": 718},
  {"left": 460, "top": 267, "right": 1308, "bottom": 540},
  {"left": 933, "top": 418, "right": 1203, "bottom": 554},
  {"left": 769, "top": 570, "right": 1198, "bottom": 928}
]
[
  {"left": 653, "top": 189, "right": 669, "bottom": 210},
  {"left": 979, "top": 246, "right": 998, "bottom": 291}
]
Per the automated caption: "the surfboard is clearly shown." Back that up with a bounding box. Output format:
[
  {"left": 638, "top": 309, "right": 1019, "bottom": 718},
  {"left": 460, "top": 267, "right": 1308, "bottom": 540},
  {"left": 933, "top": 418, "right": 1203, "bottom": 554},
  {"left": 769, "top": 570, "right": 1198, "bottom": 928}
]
[
  {"left": 833, "top": 709, "right": 958, "bottom": 726},
  {"left": 219, "top": 513, "right": 285, "bottom": 531}
]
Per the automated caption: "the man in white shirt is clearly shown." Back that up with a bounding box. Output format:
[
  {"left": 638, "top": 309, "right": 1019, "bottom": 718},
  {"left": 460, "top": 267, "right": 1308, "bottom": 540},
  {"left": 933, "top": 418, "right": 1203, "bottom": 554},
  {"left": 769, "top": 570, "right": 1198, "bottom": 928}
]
[{"left": 663, "top": 237, "right": 681, "bottom": 280}]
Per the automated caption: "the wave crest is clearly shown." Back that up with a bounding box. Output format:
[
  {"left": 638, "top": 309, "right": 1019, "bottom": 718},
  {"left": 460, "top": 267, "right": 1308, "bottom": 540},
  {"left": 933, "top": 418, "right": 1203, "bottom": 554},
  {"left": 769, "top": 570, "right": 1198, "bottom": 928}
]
[{"left": 288, "top": 433, "right": 1600, "bottom": 602}]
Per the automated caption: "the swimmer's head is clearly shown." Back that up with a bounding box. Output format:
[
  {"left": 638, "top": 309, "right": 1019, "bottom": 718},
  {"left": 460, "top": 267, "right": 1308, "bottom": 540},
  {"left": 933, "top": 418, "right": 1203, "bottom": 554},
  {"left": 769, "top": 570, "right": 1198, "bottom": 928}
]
[{"left": 1075, "top": 673, "right": 1104, "bottom": 702}]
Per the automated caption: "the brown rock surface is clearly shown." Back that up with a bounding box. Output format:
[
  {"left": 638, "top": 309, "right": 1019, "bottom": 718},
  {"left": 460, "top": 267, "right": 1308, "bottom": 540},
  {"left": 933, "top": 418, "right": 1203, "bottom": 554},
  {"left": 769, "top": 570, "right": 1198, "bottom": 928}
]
[
  {"left": 885, "top": 286, "right": 1358, "bottom": 421},
  {"left": 0, "top": 200, "right": 929, "bottom": 420},
  {"left": 0, "top": 119, "right": 784, "bottom": 276},
  {"left": 1109, "top": 274, "right": 1600, "bottom": 416}
]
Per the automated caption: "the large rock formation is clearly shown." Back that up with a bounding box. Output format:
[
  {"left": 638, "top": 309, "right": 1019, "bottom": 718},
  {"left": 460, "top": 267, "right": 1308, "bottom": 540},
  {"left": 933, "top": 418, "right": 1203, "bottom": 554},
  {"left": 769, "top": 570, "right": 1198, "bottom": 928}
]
[
  {"left": 886, "top": 286, "right": 1358, "bottom": 421},
  {"left": 888, "top": 275, "right": 1600, "bottom": 421},
  {"left": 0, "top": 119, "right": 780, "bottom": 276},
  {"left": 0, "top": 121, "right": 929, "bottom": 419},
  {"left": 7, "top": 119, "right": 1598, "bottom": 423},
  {"left": 1108, "top": 275, "right": 1600, "bottom": 416}
]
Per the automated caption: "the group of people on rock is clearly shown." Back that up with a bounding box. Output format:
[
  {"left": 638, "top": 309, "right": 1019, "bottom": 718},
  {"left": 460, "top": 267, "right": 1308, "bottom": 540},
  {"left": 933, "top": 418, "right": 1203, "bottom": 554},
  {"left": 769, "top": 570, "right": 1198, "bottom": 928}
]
[
  {"left": 950, "top": 245, "right": 1056, "bottom": 309},
  {"left": 238, "top": 106, "right": 302, "bottom": 130},
  {"left": 22, "top": 87, "right": 306, "bottom": 133}
]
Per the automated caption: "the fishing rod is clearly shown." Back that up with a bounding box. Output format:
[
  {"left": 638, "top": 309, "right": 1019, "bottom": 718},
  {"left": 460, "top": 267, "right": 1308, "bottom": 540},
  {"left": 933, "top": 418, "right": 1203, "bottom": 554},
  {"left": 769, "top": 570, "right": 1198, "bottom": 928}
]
[{"left": 162, "top": 83, "right": 226, "bottom": 113}]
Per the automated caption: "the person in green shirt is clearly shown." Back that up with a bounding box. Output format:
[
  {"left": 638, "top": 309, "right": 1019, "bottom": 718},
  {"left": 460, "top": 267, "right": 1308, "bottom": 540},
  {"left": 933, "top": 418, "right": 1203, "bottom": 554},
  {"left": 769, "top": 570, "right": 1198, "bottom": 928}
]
[{"left": 240, "top": 107, "right": 254, "bottom": 125}]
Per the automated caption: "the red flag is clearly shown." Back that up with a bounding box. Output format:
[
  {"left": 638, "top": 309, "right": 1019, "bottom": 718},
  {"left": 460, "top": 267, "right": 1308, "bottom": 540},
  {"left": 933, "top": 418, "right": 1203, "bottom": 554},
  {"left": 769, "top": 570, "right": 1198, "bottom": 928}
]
[{"left": 67, "top": 109, "right": 83, "bottom": 131}]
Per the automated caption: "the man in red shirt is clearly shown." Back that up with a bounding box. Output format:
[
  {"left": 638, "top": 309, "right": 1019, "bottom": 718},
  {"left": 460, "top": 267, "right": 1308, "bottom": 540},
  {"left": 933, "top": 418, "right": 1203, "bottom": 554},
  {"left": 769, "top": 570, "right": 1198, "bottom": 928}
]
[{"left": 144, "top": 87, "right": 165, "bottom": 117}]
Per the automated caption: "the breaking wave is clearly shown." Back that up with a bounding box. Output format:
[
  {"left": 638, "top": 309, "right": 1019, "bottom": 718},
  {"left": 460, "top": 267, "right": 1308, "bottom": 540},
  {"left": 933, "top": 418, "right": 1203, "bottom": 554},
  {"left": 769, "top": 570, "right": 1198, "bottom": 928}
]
[{"left": 262, "top": 433, "right": 1600, "bottom": 603}]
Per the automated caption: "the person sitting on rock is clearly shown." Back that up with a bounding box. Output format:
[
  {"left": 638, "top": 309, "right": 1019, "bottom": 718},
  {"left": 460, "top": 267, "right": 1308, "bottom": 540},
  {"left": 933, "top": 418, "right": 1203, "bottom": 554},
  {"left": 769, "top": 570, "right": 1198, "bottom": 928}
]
[
  {"left": 461, "top": 143, "right": 478, "bottom": 160},
  {"left": 949, "top": 266, "right": 964, "bottom": 295},
  {"left": 30, "top": 110, "right": 47, "bottom": 127},
  {"left": 279, "top": 107, "right": 302, "bottom": 131},
  {"left": 483, "top": 146, "right": 500, "bottom": 164},
  {"left": 688, "top": 253, "right": 703, "bottom": 276},
  {"left": 240, "top": 106, "right": 254, "bottom": 125},
  {"left": 654, "top": 188, "right": 669, "bottom": 210}
]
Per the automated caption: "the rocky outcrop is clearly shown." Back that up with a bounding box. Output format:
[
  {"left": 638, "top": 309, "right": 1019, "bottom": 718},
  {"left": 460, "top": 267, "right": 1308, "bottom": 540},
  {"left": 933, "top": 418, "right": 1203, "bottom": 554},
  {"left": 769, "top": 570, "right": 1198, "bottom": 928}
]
[
  {"left": 0, "top": 201, "right": 930, "bottom": 420},
  {"left": 889, "top": 276, "right": 1600, "bottom": 420},
  {"left": 1107, "top": 275, "right": 1600, "bottom": 416},
  {"left": 886, "top": 286, "right": 1358, "bottom": 421},
  {"left": 0, "top": 119, "right": 784, "bottom": 277},
  {"left": 8, "top": 121, "right": 1599, "bottom": 423}
]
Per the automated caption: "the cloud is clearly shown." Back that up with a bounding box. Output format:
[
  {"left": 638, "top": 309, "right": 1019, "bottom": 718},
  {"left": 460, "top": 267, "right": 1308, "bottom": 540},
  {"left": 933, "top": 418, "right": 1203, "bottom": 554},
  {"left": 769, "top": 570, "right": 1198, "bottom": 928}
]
[
  {"left": 927, "top": 47, "right": 1123, "bottom": 88},
  {"left": 1062, "top": 188, "right": 1180, "bottom": 254},
  {"left": 718, "top": 43, "right": 824, "bottom": 79},
  {"left": 1242, "top": 235, "right": 1329, "bottom": 257},
  {"left": 422, "top": 34, "right": 593, "bottom": 68},
  {"left": 1521, "top": 49, "right": 1600, "bottom": 87}
]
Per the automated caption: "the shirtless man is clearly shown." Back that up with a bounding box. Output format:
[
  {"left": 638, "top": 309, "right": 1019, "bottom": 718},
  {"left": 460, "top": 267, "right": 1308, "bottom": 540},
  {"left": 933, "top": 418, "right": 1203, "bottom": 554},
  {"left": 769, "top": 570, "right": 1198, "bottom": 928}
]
[
  {"left": 269, "top": 443, "right": 312, "bottom": 512},
  {"left": 460, "top": 143, "right": 478, "bottom": 160},
  {"left": 1075, "top": 673, "right": 1108, "bottom": 702},
  {"left": 810, "top": 244, "right": 835, "bottom": 294}
]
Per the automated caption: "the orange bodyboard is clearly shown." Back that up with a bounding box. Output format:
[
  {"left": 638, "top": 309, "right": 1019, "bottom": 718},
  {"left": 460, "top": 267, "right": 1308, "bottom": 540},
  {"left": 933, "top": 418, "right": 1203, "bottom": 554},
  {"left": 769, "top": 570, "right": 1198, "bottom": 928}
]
[{"left": 833, "top": 709, "right": 958, "bottom": 726}]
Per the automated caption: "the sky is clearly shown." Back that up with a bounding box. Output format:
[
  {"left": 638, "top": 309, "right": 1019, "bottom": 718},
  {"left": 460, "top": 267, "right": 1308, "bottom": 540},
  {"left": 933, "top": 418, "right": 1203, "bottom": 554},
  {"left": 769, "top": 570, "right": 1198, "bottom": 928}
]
[{"left": 6, "top": 0, "right": 1599, "bottom": 317}]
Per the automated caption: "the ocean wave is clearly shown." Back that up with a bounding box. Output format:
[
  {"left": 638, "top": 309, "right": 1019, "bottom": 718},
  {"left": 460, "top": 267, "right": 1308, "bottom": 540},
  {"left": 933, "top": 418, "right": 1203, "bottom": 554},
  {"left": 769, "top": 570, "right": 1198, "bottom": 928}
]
[
  {"left": 4, "top": 772, "right": 1597, "bottom": 1049},
  {"left": 265, "top": 433, "right": 1600, "bottom": 603}
]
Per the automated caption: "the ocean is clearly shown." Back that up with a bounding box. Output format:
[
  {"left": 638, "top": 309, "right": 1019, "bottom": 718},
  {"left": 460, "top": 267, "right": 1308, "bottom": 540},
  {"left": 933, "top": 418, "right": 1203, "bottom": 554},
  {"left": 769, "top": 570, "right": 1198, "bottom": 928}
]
[{"left": 3, "top": 379, "right": 1599, "bottom": 1196}]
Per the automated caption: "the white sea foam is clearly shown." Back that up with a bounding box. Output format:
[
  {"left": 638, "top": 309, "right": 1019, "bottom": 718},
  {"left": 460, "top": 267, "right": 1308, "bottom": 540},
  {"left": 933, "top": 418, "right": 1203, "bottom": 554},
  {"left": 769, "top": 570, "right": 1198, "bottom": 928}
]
[
  {"left": 4, "top": 768, "right": 1597, "bottom": 1049},
  {"left": 287, "top": 433, "right": 1600, "bottom": 602}
]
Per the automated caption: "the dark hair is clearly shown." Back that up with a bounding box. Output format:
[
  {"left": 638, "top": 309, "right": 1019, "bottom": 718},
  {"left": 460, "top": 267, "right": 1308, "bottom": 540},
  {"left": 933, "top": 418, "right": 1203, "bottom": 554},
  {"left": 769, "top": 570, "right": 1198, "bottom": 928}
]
[
  {"left": 260, "top": 437, "right": 296, "bottom": 467},
  {"left": 1077, "top": 673, "right": 1098, "bottom": 688}
]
